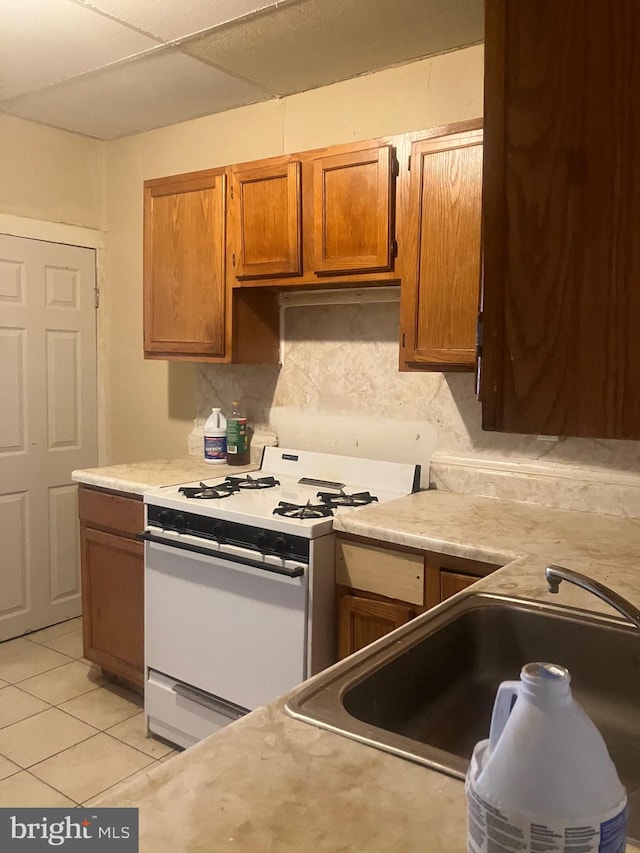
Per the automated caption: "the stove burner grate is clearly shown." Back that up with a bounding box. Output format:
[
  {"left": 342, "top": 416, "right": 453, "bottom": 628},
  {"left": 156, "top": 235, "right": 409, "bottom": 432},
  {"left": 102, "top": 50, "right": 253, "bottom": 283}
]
[
  {"left": 273, "top": 500, "right": 334, "bottom": 519},
  {"left": 317, "top": 489, "right": 379, "bottom": 508},
  {"left": 178, "top": 482, "right": 236, "bottom": 500},
  {"left": 224, "top": 475, "right": 280, "bottom": 490}
]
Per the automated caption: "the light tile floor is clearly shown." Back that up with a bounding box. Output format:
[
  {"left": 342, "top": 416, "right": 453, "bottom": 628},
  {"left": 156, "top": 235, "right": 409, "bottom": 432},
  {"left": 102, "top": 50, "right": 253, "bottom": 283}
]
[{"left": 0, "top": 618, "right": 179, "bottom": 807}]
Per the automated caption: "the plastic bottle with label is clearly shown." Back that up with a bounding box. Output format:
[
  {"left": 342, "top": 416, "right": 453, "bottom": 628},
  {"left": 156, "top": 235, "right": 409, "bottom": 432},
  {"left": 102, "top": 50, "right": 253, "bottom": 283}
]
[
  {"left": 466, "top": 662, "right": 627, "bottom": 853},
  {"left": 226, "top": 401, "right": 250, "bottom": 466},
  {"left": 203, "top": 407, "right": 227, "bottom": 464}
]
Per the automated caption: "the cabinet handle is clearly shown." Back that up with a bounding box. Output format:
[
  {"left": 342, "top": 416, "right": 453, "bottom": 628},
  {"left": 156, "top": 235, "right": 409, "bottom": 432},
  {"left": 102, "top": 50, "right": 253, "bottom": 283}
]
[{"left": 475, "top": 311, "right": 483, "bottom": 358}]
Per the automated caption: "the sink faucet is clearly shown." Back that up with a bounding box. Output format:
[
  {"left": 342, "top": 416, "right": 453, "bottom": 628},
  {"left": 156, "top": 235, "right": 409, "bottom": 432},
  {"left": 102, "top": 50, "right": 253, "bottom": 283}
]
[{"left": 545, "top": 564, "right": 640, "bottom": 630}]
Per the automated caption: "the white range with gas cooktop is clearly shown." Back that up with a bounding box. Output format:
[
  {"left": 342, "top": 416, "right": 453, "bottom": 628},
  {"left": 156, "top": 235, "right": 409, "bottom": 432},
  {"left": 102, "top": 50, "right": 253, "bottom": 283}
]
[{"left": 142, "top": 447, "right": 420, "bottom": 748}]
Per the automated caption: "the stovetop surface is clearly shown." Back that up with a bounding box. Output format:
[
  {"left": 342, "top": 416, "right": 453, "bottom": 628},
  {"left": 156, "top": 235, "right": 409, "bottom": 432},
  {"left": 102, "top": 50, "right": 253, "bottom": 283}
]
[{"left": 144, "top": 447, "right": 420, "bottom": 538}]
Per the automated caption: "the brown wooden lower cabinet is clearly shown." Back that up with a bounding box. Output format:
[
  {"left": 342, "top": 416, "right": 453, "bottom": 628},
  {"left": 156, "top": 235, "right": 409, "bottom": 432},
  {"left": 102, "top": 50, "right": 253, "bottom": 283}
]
[
  {"left": 78, "top": 485, "right": 144, "bottom": 691},
  {"left": 439, "top": 570, "right": 479, "bottom": 602},
  {"left": 335, "top": 533, "right": 501, "bottom": 659},
  {"left": 338, "top": 593, "right": 418, "bottom": 659}
]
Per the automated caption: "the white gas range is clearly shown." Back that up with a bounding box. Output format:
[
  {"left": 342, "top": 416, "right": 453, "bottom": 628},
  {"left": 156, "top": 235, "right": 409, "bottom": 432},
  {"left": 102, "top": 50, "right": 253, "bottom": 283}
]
[{"left": 141, "top": 447, "right": 420, "bottom": 749}]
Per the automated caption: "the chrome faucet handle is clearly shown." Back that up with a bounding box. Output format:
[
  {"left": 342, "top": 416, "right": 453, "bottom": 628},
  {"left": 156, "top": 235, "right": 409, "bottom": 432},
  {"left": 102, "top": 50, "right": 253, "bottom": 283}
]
[{"left": 545, "top": 564, "right": 640, "bottom": 630}]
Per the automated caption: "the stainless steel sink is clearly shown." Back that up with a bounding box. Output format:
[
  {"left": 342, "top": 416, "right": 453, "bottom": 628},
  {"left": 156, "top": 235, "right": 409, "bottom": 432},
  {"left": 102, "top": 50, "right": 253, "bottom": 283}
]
[{"left": 285, "top": 592, "right": 640, "bottom": 840}]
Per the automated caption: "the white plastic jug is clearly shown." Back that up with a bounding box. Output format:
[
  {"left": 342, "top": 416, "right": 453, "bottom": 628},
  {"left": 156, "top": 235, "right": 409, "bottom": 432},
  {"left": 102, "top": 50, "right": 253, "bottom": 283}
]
[
  {"left": 466, "top": 662, "right": 627, "bottom": 853},
  {"left": 203, "top": 407, "right": 227, "bottom": 464}
]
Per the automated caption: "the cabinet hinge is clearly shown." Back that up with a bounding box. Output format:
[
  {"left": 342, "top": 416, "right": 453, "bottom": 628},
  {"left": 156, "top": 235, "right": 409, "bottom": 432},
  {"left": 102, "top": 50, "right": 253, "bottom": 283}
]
[
  {"left": 391, "top": 238, "right": 398, "bottom": 258},
  {"left": 230, "top": 185, "right": 234, "bottom": 200},
  {"left": 94, "top": 288, "right": 100, "bottom": 309},
  {"left": 407, "top": 154, "right": 411, "bottom": 171},
  {"left": 232, "top": 252, "right": 236, "bottom": 268},
  {"left": 402, "top": 332, "right": 406, "bottom": 348},
  {"left": 475, "top": 311, "right": 483, "bottom": 358},
  {"left": 392, "top": 155, "right": 399, "bottom": 177}
]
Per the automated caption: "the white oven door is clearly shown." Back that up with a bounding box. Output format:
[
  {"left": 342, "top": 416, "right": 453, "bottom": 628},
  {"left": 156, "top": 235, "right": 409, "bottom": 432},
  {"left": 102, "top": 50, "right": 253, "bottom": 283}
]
[{"left": 144, "top": 536, "right": 308, "bottom": 711}]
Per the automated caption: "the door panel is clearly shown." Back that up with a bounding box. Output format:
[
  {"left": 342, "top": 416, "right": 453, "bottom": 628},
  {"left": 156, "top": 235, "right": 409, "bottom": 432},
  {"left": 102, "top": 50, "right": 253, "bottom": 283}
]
[
  {"left": 49, "top": 484, "right": 81, "bottom": 601},
  {"left": 231, "top": 160, "right": 302, "bottom": 279},
  {"left": 0, "top": 491, "right": 28, "bottom": 619},
  {"left": 47, "top": 331, "right": 80, "bottom": 449},
  {"left": 0, "top": 327, "right": 25, "bottom": 452},
  {"left": 0, "top": 235, "right": 97, "bottom": 640},
  {"left": 312, "top": 145, "right": 394, "bottom": 274}
]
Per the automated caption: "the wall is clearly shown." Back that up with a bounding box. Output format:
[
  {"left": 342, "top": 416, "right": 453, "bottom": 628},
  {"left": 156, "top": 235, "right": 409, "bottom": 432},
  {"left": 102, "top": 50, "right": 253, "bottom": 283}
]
[
  {"left": 0, "top": 114, "right": 103, "bottom": 228},
  {"left": 104, "top": 45, "right": 485, "bottom": 464}
]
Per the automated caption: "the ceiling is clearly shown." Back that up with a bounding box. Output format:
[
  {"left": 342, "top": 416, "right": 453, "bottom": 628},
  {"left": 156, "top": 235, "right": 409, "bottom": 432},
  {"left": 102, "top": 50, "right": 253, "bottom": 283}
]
[{"left": 0, "top": 0, "right": 483, "bottom": 140}]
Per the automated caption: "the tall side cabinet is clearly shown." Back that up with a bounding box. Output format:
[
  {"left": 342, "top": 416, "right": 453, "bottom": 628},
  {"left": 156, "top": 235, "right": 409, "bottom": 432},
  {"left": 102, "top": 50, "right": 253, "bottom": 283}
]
[
  {"left": 144, "top": 170, "right": 226, "bottom": 360},
  {"left": 481, "top": 0, "right": 640, "bottom": 439},
  {"left": 399, "top": 120, "right": 483, "bottom": 371}
]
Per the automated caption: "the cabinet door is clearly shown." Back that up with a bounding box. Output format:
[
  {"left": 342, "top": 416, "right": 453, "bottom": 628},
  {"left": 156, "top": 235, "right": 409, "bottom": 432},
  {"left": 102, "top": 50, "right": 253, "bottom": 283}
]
[
  {"left": 482, "top": 1, "right": 640, "bottom": 439},
  {"left": 312, "top": 145, "right": 395, "bottom": 275},
  {"left": 231, "top": 160, "right": 302, "bottom": 279},
  {"left": 400, "top": 125, "right": 483, "bottom": 370},
  {"left": 80, "top": 527, "right": 144, "bottom": 690},
  {"left": 440, "top": 571, "right": 477, "bottom": 602},
  {"left": 144, "top": 170, "right": 226, "bottom": 359},
  {"left": 338, "top": 594, "right": 415, "bottom": 659}
]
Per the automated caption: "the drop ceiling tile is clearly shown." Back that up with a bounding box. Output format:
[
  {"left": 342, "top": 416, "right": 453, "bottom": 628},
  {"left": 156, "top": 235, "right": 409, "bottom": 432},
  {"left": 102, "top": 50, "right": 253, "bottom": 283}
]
[
  {"left": 0, "top": 0, "right": 160, "bottom": 100},
  {"left": 0, "top": 49, "right": 274, "bottom": 139},
  {"left": 181, "top": 0, "right": 483, "bottom": 96},
  {"left": 74, "top": 0, "right": 284, "bottom": 41}
]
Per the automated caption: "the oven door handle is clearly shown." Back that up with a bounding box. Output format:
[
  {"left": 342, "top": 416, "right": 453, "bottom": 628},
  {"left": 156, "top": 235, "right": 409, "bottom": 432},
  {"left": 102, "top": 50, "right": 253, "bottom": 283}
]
[
  {"left": 138, "top": 531, "right": 305, "bottom": 578},
  {"left": 173, "top": 683, "right": 248, "bottom": 720}
]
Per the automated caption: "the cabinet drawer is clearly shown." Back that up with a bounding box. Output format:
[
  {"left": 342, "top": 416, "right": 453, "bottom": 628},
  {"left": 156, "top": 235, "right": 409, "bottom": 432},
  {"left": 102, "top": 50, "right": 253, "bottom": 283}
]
[
  {"left": 78, "top": 486, "right": 143, "bottom": 537},
  {"left": 336, "top": 540, "right": 424, "bottom": 606}
]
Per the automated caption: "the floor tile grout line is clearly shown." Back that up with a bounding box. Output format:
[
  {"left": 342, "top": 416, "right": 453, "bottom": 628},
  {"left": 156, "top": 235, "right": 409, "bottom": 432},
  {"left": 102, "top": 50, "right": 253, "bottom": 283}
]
[
  {"left": 24, "top": 632, "right": 83, "bottom": 652},
  {"left": 46, "top": 703, "right": 143, "bottom": 735},
  {"left": 99, "top": 727, "right": 171, "bottom": 761},
  {"left": 0, "top": 620, "right": 82, "bottom": 650},
  {"left": 79, "top": 758, "right": 161, "bottom": 807},
  {"left": 1, "top": 655, "right": 97, "bottom": 688},
  {"left": 15, "top": 683, "right": 103, "bottom": 708},
  {"left": 0, "top": 700, "right": 54, "bottom": 732},
  {"left": 6, "top": 725, "right": 101, "bottom": 774},
  {"left": 55, "top": 704, "right": 142, "bottom": 733},
  {"left": 23, "top": 767, "right": 81, "bottom": 806}
]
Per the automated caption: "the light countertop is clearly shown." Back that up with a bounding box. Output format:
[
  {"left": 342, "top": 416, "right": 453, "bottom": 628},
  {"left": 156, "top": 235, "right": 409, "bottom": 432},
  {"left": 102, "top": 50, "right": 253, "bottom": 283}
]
[
  {"left": 72, "top": 457, "right": 257, "bottom": 496},
  {"left": 94, "top": 489, "right": 640, "bottom": 851}
]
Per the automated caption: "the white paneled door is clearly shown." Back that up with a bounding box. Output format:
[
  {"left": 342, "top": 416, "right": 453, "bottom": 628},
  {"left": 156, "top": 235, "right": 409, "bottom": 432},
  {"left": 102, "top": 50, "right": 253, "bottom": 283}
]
[{"left": 0, "top": 235, "right": 97, "bottom": 641}]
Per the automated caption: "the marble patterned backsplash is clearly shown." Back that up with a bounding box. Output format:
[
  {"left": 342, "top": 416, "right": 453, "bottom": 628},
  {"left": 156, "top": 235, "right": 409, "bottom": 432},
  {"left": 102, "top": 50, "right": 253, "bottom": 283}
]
[{"left": 191, "top": 300, "right": 640, "bottom": 518}]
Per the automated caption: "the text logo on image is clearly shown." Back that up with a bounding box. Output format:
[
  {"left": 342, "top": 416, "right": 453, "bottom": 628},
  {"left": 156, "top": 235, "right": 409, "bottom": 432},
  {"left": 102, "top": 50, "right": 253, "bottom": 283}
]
[{"left": 0, "top": 809, "right": 138, "bottom": 850}]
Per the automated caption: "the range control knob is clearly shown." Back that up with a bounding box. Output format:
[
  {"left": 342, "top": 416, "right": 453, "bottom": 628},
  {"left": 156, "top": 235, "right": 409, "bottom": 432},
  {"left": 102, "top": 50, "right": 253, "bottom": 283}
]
[
  {"left": 255, "top": 531, "right": 269, "bottom": 550},
  {"left": 158, "top": 509, "right": 172, "bottom": 528},
  {"left": 173, "top": 513, "right": 186, "bottom": 531},
  {"left": 212, "top": 521, "right": 225, "bottom": 540},
  {"left": 273, "top": 536, "right": 289, "bottom": 556}
]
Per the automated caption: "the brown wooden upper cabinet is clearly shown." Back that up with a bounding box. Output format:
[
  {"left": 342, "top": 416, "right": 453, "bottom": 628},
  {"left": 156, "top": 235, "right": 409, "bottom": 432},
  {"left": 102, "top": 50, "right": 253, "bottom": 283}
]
[
  {"left": 481, "top": 0, "right": 640, "bottom": 439},
  {"left": 230, "top": 158, "right": 302, "bottom": 280},
  {"left": 399, "top": 120, "right": 483, "bottom": 371},
  {"left": 311, "top": 145, "right": 394, "bottom": 275},
  {"left": 144, "top": 169, "right": 226, "bottom": 360},
  {"left": 144, "top": 169, "right": 279, "bottom": 364},
  {"left": 229, "top": 139, "right": 398, "bottom": 288}
]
